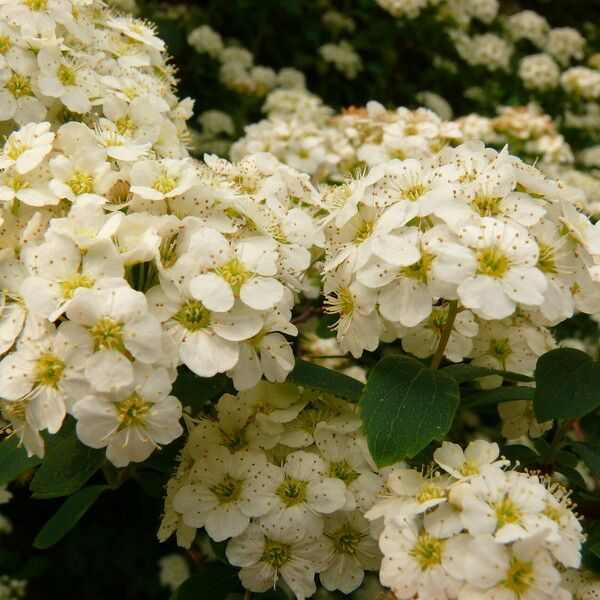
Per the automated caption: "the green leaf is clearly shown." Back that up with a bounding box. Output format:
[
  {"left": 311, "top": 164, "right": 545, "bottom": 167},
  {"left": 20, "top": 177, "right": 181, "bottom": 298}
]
[
  {"left": 462, "top": 385, "right": 534, "bottom": 408},
  {"left": 359, "top": 355, "right": 460, "bottom": 466},
  {"left": 573, "top": 442, "right": 600, "bottom": 479},
  {"left": 172, "top": 368, "right": 234, "bottom": 413},
  {"left": 287, "top": 359, "right": 363, "bottom": 402},
  {"left": 500, "top": 444, "right": 538, "bottom": 466},
  {"left": 534, "top": 348, "right": 600, "bottom": 421},
  {"left": 442, "top": 364, "right": 533, "bottom": 384},
  {"left": 30, "top": 426, "right": 105, "bottom": 498},
  {"left": 170, "top": 563, "right": 239, "bottom": 600},
  {"left": 0, "top": 435, "right": 41, "bottom": 486},
  {"left": 33, "top": 485, "right": 108, "bottom": 549}
]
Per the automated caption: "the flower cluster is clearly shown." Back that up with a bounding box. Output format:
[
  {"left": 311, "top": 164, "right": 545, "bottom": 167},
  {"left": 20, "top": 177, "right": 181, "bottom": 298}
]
[
  {"left": 232, "top": 90, "right": 575, "bottom": 185},
  {"left": 187, "top": 25, "right": 306, "bottom": 97},
  {"left": 0, "top": 125, "right": 322, "bottom": 463},
  {"left": 368, "top": 439, "right": 584, "bottom": 600},
  {"left": 320, "top": 140, "right": 600, "bottom": 376},
  {"left": 159, "top": 382, "right": 387, "bottom": 599}
]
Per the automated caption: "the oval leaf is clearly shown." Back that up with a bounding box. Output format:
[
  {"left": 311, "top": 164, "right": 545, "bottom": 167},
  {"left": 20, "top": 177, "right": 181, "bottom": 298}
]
[
  {"left": 33, "top": 485, "right": 108, "bottom": 549},
  {"left": 0, "top": 435, "right": 41, "bottom": 486},
  {"left": 359, "top": 355, "right": 460, "bottom": 466},
  {"left": 534, "top": 348, "right": 600, "bottom": 421},
  {"left": 287, "top": 359, "right": 363, "bottom": 402},
  {"left": 31, "top": 427, "right": 105, "bottom": 498},
  {"left": 573, "top": 442, "right": 600, "bottom": 479},
  {"left": 442, "top": 364, "right": 533, "bottom": 384}
]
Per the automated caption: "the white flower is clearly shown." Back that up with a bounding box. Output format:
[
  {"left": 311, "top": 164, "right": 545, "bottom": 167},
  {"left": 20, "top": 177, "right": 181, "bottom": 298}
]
[
  {"left": 457, "top": 467, "right": 557, "bottom": 544},
  {"left": 378, "top": 518, "right": 467, "bottom": 600},
  {"left": 365, "top": 468, "right": 448, "bottom": 524},
  {"left": 401, "top": 304, "right": 478, "bottom": 362},
  {"left": 158, "top": 554, "right": 190, "bottom": 592},
  {"left": 435, "top": 217, "right": 547, "bottom": 320},
  {"left": 173, "top": 445, "right": 273, "bottom": 541},
  {"left": 187, "top": 228, "right": 284, "bottom": 312},
  {"left": 48, "top": 146, "right": 117, "bottom": 204},
  {"left": 0, "top": 322, "right": 92, "bottom": 448},
  {"left": 461, "top": 533, "right": 565, "bottom": 600},
  {"left": 498, "top": 400, "right": 553, "bottom": 440},
  {"left": 0, "top": 121, "right": 53, "bottom": 174},
  {"left": 146, "top": 280, "right": 262, "bottom": 380},
  {"left": 20, "top": 237, "right": 124, "bottom": 321},
  {"left": 319, "top": 511, "right": 380, "bottom": 593},
  {"left": 433, "top": 440, "right": 507, "bottom": 480},
  {"left": 226, "top": 521, "right": 325, "bottom": 600},
  {"left": 72, "top": 363, "right": 182, "bottom": 467},
  {"left": 65, "top": 285, "right": 163, "bottom": 392},
  {"left": 130, "top": 158, "right": 196, "bottom": 201},
  {"left": 106, "top": 15, "right": 165, "bottom": 51},
  {"left": 37, "top": 48, "right": 97, "bottom": 114},
  {"left": 248, "top": 450, "right": 347, "bottom": 538}
]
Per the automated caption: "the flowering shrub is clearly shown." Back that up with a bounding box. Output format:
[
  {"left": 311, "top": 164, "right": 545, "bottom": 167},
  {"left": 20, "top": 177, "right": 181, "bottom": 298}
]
[{"left": 2, "top": 1, "right": 600, "bottom": 599}]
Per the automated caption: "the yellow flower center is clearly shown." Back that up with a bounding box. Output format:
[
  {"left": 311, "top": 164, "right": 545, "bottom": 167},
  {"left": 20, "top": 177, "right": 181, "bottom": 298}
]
[
  {"left": 536, "top": 241, "right": 556, "bottom": 273},
  {"left": 7, "top": 74, "right": 32, "bottom": 98},
  {"left": 459, "top": 460, "right": 481, "bottom": 476},
  {"left": 90, "top": 316, "right": 125, "bottom": 352},
  {"left": 210, "top": 474, "right": 243, "bottom": 504},
  {"left": 115, "top": 392, "right": 151, "bottom": 429},
  {"left": 329, "top": 460, "right": 360, "bottom": 485},
  {"left": 337, "top": 287, "right": 354, "bottom": 315},
  {"left": 261, "top": 539, "right": 291, "bottom": 569},
  {"left": 415, "top": 481, "right": 445, "bottom": 505},
  {"left": 25, "top": 0, "right": 48, "bottom": 9},
  {"left": 173, "top": 300, "right": 211, "bottom": 331},
  {"left": 216, "top": 258, "right": 250, "bottom": 292},
  {"left": 0, "top": 35, "right": 12, "bottom": 54},
  {"left": 57, "top": 64, "right": 77, "bottom": 86},
  {"left": 477, "top": 246, "right": 510, "bottom": 277},
  {"left": 403, "top": 184, "right": 427, "bottom": 202},
  {"left": 471, "top": 194, "right": 502, "bottom": 217},
  {"left": 66, "top": 168, "right": 94, "bottom": 195},
  {"left": 488, "top": 338, "right": 511, "bottom": 367},
  {"left": 402, "top": 251, "right": 433, "bottom": 283},
  {"left": 59, "top": 274, "right": 94, "bottom": 299},
  {"left": 115, "top": 115, "right": 136, "bottom": 136},
  {"left": 34, "top": 354, "right": 65, "bottom": 387},
  {"left": 2, "top": 399, "right": 27, "bottom": 422},
  {"left": 5, "top": 139, "right": 27, "bottom": 160},
  {"left": 353, "top": 220, "right": 374, "bottom": 244},
  {"left": 153, "top": 173, "right": 177, "bottom": 194},
  {"left": 411, "top": 532, "right": 445, "bottom": 571},
  {"left": 4, "top": 173, "right": 29, "bottom": 191},
  {"left": 503, "top": 558, "right": 533, "bottom": 594},
  {"left": 328, "top": 524, "right": 362, "bottom": 555},
  {"left": 496, "top": 497, "right": 522, "bottom": 526},
  {"left": 277, "top": 477, "right": 307, "bottom": 507}
]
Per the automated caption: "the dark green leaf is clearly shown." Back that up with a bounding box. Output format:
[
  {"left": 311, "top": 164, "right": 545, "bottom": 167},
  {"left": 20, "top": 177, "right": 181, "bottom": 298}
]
[
  {"left": 209, "top": 537, "right": 229, "bottom": 564},
  {"left": 172, "top": 368, "right": 234, "bottom": 412},
  {"left": 556, "top": 450, "right": 579, "bottom": 470},
  {"left": 0, "top": 435, "right": 41, "bottom": 486},
  {"left": 573, "top": 442, "right": 600, "bottom": 479},
  {"left": 30, "top": 427, "right": 104, "bottom": 498},
  {"left": 170, "top": 563, "right": 239, "bottom": 600},
  {"left": 33, "top": 485, "right": 108, "bottom": 549},
  {"left": 500, "top": 444, "right": 538, "bottom": 466},
  {"left": 287, "top": 359, "right": 363, "bottom": 402},
  {"left": 534, "top": 348, "right": 600, "bottom": 421},
  {"left": 359, "top": 355, "right": 460, "bottom": 466},
  {"left": 442, "top": 364, "right": 533, "bottom": 384},
  {"left": 462, "top": 385, "right": 534, "bottom": 408}
]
